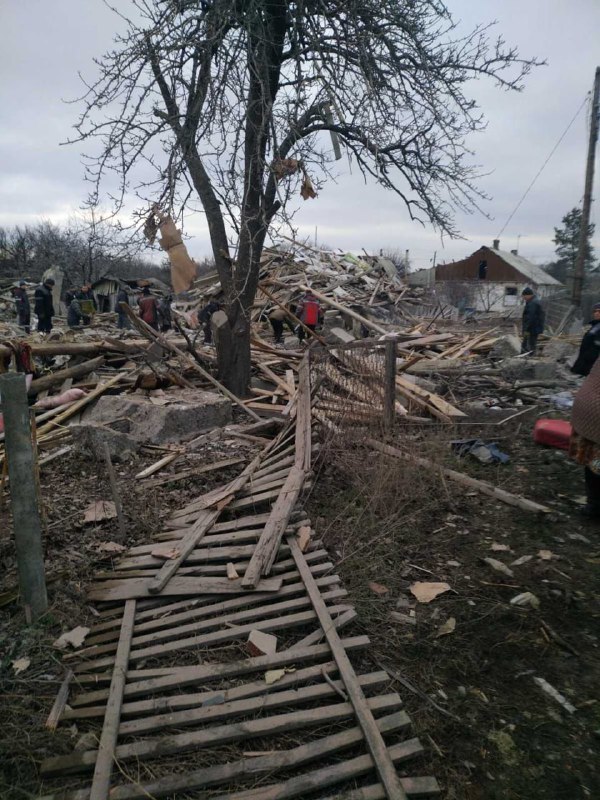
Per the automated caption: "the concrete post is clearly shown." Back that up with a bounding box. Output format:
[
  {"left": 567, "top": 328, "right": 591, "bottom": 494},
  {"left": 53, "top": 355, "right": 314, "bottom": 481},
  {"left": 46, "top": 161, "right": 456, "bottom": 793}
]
[{"left": 0, "top": 373, "right": 48, "bottom": 621}]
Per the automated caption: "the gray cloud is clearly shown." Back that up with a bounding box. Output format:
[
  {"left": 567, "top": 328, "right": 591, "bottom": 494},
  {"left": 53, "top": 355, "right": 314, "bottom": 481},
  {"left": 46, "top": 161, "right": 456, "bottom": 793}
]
[{"left": 0, "top": 0, "right": 598, "bottom": 271}]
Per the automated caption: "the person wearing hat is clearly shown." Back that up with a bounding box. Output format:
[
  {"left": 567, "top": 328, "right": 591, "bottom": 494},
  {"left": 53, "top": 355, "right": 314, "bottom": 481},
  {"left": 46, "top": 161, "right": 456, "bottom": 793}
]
[
  {"left": 572, "top": 303, "right": 600, "bottom": 377},
  {"left": 34, "top": 277, "right": 56, "bottom": 333},
  {"left": 11, "top": 281, "right": 30, "bottom": 333},
  {"left": 521, "top": 287, "right": 545, "bottom": 355}
]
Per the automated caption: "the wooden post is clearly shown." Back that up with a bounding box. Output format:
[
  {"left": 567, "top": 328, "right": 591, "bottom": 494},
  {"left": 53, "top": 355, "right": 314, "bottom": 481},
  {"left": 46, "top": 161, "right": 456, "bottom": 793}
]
[
  {"left": 572, "top": 66, "right": 600, "bottom": 307},
  {"left": 0, "top": 373, "right": 48, "bottom": 621},
  {"left": 383, "top": 339, "right": 396, "bottom": 434},
  {"left": 102, "top": 443, "right": 127, "bottom": 543}
]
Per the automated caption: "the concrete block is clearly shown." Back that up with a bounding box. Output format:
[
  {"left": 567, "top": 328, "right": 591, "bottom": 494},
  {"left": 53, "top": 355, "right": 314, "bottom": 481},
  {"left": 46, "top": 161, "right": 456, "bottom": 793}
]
[
  {"left": 85, "top": 390, "right": 232, "bottom": 446},
  {"left": 500, "top": 358, "right": 558, "bottom": 382},
  {"left": 490, "top": 335, "right": 522, "bottom": 360},
  {"left": 71, "top": 423, "right": 141, "bottom": 462},
  {"left": 329, "top": 327, "right": 356, "bottom": 344}
]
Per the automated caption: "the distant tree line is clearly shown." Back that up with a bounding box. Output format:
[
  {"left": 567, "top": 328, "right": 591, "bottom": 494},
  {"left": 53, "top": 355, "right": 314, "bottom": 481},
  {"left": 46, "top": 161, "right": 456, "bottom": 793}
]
[{"left": 0, "top": 215, "right": 171, "bottom": 288}]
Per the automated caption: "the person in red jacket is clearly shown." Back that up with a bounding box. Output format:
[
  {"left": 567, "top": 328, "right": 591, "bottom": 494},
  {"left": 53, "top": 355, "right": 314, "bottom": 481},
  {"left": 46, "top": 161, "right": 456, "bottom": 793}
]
[
  {"left": 295, "top": 290, "right": 323, "bottom": 343},
  {"left": 138, "top": 286, "right": 159, "bottom": 330}
]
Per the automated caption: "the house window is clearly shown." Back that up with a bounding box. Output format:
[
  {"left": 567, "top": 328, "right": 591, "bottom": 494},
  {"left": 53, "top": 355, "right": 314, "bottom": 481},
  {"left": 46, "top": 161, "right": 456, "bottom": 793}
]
[
  {"left": 478, "top": 259, "right": 487, "bottom": 280},
  {"left": 504, "top": 286, "right": 518, "bottom": 306}
]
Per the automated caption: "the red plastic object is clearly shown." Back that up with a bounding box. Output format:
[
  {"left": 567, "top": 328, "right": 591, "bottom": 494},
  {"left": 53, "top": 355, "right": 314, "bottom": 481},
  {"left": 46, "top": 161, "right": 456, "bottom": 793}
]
[{"left": 533, "top": 418, "right": 572, "bottom": 450}]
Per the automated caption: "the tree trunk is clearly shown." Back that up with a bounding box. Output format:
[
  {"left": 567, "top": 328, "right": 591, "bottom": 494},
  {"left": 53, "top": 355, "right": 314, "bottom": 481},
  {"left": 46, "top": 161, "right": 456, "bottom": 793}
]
[{"left": 212, "top": 309, "right": 251, "bottom": 398}]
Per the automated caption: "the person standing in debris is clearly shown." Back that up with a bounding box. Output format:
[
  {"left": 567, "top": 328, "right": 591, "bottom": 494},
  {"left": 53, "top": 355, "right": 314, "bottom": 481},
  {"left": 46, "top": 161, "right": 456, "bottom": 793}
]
[
  {"left": 138, "top": 286, "right": 160, "bottom": 330},
  {"left": 199, "top": 298, "right": 221, "bottom": 344},
  {"left": 158, "top": 294, "right": 173, "bottom": 332},
  {"left": 571, "top": 303, "right": 600, "bottom": 377},
  {"left": 34, "top": 277, "right": 55, "bottom": 333},
  {"left": 295, "top": 289, "right": 323, "bottom": 342},
  {"left": 116, "top": 286, "right": 130, "bottom": 329},
  {"left": 67, "top": 295, "right": 84, "bottom": 328},
  {"left": 521, "top": 287, "right": 545, "bottom": 355},
  {"left": 12, "top": 281, "right": 30, "bottom": 333},
  {"left": 78, "top": 284, "right": 97, "bottom": 325},
  {"left": 570, "top": 357, "right": 600, "bottom": 519},
  {"left": 268, "top": 306, "right": 295, "bottom": 345}
]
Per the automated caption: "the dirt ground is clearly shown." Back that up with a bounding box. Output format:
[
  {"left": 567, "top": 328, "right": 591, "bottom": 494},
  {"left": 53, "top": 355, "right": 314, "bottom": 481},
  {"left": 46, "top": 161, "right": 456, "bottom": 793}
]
[
  {"left": 308, "top": 409, "right": 600, "bottom": 799},
  {"left": 1, "top": 401, "right": 599, "bottom": 799},
  {"left": 0, "top": 430, "right": 258, "bottom": 799}
]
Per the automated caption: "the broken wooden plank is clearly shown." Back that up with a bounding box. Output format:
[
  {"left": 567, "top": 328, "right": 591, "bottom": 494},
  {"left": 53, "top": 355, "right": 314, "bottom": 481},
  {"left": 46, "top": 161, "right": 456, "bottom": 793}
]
[
  {"left": 368, "top": 439, "right": 550, "bottom": 514},
  {"left": 242, "top": 465, "right": 306, "bottom": 588},
  {"left": 87, "top": 575, "right": 283, "bottom": 602},
  {"left": 45, "top": 669, "right": 74, "bottom": 731},
  {"left": 287, "top": 535, "right": 409, "bottom": 800},
  {"left": 89, "top": 599, "right": 135, "bottom": 800}
]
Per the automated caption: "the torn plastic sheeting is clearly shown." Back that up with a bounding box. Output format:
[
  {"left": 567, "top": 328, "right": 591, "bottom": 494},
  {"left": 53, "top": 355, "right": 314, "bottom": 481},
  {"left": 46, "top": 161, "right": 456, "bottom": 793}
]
[{"left": 451, "top": 439, "right": 510, "bottom": 465}]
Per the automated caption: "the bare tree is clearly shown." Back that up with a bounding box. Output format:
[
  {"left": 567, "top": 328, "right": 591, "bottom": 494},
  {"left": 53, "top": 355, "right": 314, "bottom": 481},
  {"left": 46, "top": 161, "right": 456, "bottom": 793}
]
[{"left": 71, "top": 0, "right": 542, "bottom": 393}]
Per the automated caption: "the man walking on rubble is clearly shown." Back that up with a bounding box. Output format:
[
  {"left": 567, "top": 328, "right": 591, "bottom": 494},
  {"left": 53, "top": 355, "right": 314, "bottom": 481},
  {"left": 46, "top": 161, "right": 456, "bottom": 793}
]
[
  {"left": 295, "top": 289, "right": 323, "bottom": 343},
  {"left": 521, "top": 287, "right": 545, "bottom": 356},
  {"left": 12, "top": 281, "right": 30, "bottom": 333},
  {"left": 199, "top": 298, "right": 221, "bottom": 344},
  {"left": 138, "top": 286, "right": 159, "bottom": 330},
  {"left": 34, "top": 277, "right": 55, "bottom": 333},
  {"left": 268, "top": 306, "right": 295, "bottom": 345}
]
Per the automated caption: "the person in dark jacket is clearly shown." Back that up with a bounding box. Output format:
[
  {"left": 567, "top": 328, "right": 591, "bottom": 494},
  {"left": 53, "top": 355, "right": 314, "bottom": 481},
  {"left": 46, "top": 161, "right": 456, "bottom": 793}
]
[
  {"left": 12, "top": 281, "right": 31, "bottom": 333},
  {"left": 572, "top": 304, "right": 600, "bottom": 377},
  {"left": 521, "top": 287, "right": 545, "bottom": 355},
  {"left": 34, "top": 278, "right": 55, "bottom": 333},
  {"left": 116, "top": 286, "right": 130, "bottom": 329},
  {"left": 199, "top": 299, "right": 221, "bottom": 344},
  {"left": 77, "top": 284, "right": 97, "bottom": 325},
  {"left": 158, "top": 295, "right": 173, "bottom": 332},
  {"left": 67, "top": 296, "right": 84, "bottom": 328}
]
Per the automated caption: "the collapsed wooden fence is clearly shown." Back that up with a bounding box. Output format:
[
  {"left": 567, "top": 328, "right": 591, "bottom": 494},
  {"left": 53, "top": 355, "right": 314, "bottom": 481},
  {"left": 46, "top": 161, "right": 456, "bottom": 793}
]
[{"left": 38, "top": 355, "right": 440, "bottom": 800}]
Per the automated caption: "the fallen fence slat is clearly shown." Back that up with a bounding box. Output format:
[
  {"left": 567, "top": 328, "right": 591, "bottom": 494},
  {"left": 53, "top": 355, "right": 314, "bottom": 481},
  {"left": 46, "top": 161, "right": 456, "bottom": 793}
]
[{"left": 368, "top": 438, "right": 550, "bottom": 515}]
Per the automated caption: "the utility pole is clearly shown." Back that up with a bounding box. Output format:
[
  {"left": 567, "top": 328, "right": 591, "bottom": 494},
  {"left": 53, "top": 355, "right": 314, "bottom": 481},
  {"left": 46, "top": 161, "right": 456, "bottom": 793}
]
[{"left": 572, "top": 67, "right": 600, "bottom": 307}]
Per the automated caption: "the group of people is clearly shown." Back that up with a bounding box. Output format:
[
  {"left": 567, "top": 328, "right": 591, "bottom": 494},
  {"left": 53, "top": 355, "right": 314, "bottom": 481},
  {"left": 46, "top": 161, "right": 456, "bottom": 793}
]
[
  {"left": 266, "top": 289, "right": 324, "bottom": 346},
  {"left": 195, "top": 289, "right": 324, "bottom": 349},
  {"left": 10, "top": 279, "right": 173, "bottom": 334}
]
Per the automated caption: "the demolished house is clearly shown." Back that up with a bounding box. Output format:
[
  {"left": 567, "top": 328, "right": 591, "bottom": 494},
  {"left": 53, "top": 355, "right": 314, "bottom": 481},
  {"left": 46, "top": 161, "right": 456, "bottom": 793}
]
[
  {"left": 0, "top": 238, "right": 590, "bottom": 800},
  {"left": 409, "top": 239, "right": 563, "bottom": 312},
  {"left": 91, "top": 275, "right": 171, "bottom": 312}
]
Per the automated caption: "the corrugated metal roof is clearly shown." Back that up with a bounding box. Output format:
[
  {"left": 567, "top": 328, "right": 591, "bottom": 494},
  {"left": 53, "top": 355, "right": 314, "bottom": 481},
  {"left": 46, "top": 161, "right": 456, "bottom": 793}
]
[{"left": 488, "top": 247, "right": 562, "bottom": 286}]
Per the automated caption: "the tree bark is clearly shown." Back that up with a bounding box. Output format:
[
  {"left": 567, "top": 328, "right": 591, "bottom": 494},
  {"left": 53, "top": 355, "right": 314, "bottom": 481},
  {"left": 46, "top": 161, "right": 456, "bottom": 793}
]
[{"left": 212, "top": 309, "right": 251, "bottom": 398}]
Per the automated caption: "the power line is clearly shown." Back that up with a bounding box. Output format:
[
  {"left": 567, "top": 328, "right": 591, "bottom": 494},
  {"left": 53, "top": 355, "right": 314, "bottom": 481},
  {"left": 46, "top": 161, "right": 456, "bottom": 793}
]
[{"left": 496, "top": 94, "right": 590, "bottom": 239}]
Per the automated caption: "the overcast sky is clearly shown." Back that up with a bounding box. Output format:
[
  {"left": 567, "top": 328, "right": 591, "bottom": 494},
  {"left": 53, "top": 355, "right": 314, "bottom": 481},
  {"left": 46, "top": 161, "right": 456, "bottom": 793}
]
[{"left": 0, "top": 0, "right": 599, "bottom": 270}]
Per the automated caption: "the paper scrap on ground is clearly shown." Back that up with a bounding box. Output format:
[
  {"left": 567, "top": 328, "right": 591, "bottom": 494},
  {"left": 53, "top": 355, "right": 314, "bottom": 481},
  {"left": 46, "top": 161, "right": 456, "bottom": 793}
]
[
  {"left": 83, "top": 500, "right": 117, "bottom": 524},
  {"left": 11, "top": 658, "right": 31, "bottom": 675},
  {"left": 510, "top": 592, "right": 540, "bottom": 609},
  {"left": 369, "top": 581, "right": 389, "bottom": 596},
  {"left": 410, "top": 582, "right": 451, "bottom": 603},
  {"left": 436, "top": 617, "right": 456, "bottom": 637},
  {"left": 151, "top": 547, "right": 181, "bottom": 561},
  {"left": 53, "top": 626, "right": 90, "bottom": 650},
  {"left": 96, "top": 541, "right": 126, "bottom": 554},
  {"left": 483, "top": 558, "right": 514, "bottom": 578},
  {"left": 265, "top": 667, "right": 295, "bottom": 685}
]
